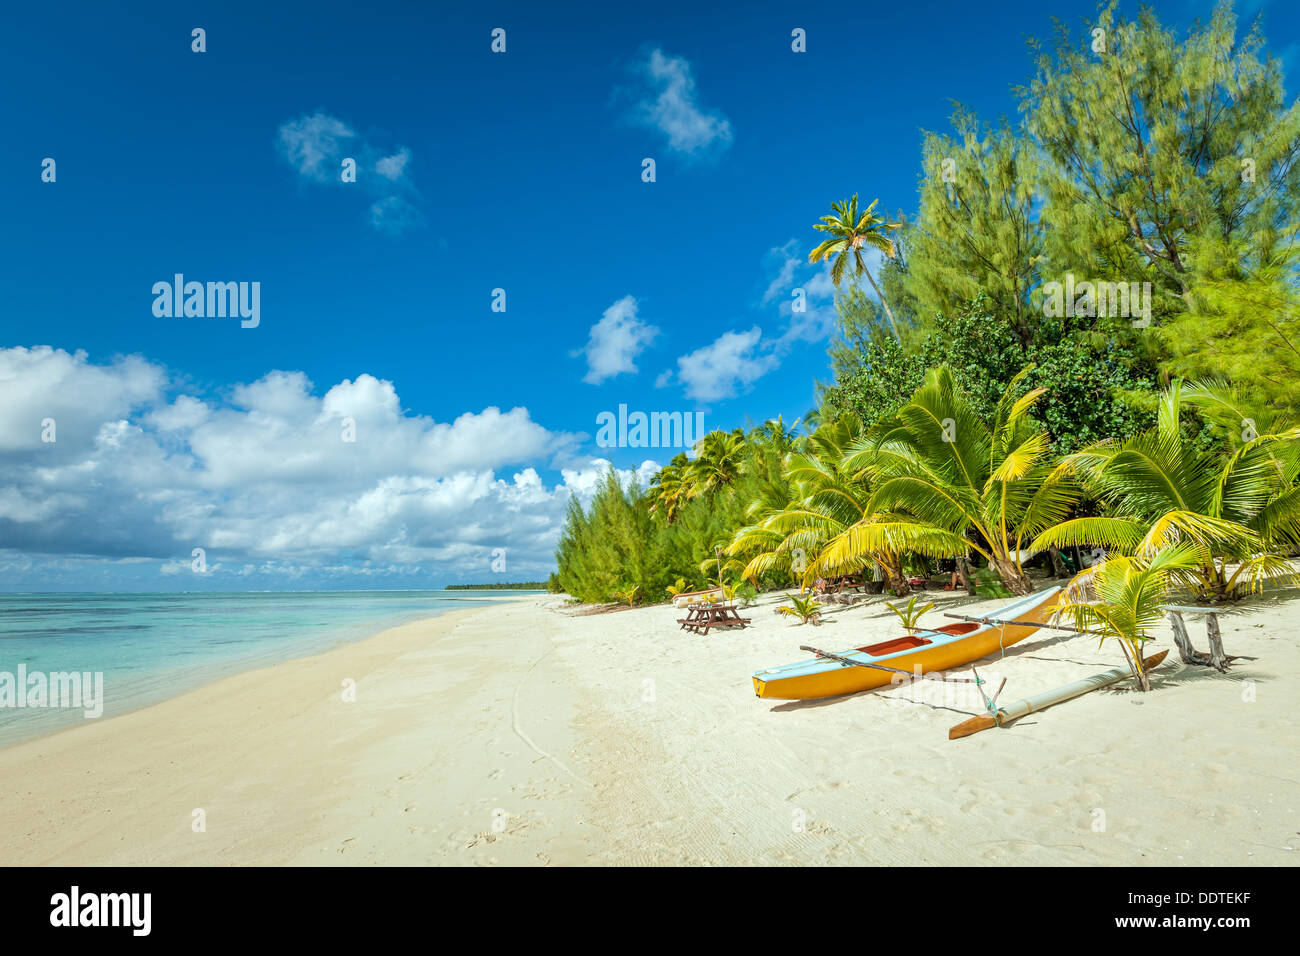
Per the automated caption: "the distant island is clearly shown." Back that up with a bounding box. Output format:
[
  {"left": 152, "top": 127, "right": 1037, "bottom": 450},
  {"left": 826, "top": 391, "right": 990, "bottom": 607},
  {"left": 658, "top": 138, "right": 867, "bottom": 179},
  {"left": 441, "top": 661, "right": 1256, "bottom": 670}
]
[{"left": 444, "top": 582, "right": 547, "bottom": 590}]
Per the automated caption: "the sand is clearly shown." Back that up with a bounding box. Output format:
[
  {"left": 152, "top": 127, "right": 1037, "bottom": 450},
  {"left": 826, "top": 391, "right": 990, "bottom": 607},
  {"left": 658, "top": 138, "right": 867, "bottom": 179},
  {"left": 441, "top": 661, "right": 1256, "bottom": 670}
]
[{"left": 1, "top": 586, "right": 1296, "bottom": 866}]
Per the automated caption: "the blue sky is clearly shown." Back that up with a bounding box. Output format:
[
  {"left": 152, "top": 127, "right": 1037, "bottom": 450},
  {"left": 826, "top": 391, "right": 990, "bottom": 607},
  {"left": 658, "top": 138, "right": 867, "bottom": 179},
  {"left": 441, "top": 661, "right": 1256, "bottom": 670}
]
[{"left": 1, "top": 0, "right": 1296, "bottom": 589}]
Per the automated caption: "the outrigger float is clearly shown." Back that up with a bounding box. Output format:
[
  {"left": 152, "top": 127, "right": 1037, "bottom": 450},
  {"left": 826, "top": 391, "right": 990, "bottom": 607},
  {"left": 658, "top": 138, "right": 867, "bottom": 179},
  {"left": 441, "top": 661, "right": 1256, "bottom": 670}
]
[{"left": 947, "top": 650, "right": 1169, "bottom": 739}]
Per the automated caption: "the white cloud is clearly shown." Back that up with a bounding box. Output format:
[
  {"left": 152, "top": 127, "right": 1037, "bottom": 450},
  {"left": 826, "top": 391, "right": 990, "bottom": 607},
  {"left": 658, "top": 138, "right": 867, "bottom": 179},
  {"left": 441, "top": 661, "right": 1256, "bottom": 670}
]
[
  {"left": 276, "top": 112, "right": 420, "bottom": 235},
  {"left": 559, "top": 458, "right": 661, "bottom": 501},
  {"left": 675, "top": 327, "right": 781, "bottom": 402},
  {"left": 764, "top": 241, "right": 841, "bottom": 347},
  {"left": 276, "top": 113, "right": 356, "bottom": 182},
  {"left": 578, "top": 295, "right": 659, "bottom": 384},
  {"left": 146, "top": 395, "right": 210, "bottom": 432},
  {"left": 664, "top": 242, "right": 843, "bottom": 402},
  {"left": 0, "top": 347, "right": 164, "bottom": 456},
  {"left": 761, "top": 240, "right": 804, "bottom": 305},
  {"left": 369, "top": 196, "right": 423, "bottom": 235},
  {"left": 374, "top": 148, "right": 410, "bottom": 180},
  {"left": 0, "top": 348, "right": 600, "bottom": 586},
  {"left": 632, "top": 49, "right": 733, "bottom": 156}
]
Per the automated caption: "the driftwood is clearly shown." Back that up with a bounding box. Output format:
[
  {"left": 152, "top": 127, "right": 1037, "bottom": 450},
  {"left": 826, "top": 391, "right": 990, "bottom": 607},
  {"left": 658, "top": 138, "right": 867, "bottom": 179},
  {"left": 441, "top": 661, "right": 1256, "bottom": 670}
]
[
  {"left": 1166, "top": 607, "right": 1236, "bottom": 673},
  {"left": 823, "top": 591, "right": 871, "bottom": 606}
]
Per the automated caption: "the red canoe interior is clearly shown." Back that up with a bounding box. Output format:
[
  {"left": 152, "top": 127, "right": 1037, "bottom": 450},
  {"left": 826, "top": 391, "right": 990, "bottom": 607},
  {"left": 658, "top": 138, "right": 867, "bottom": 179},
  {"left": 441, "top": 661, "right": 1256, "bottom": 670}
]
[{"left": 857, "top": 621, "right": 979, "bottom": 657}]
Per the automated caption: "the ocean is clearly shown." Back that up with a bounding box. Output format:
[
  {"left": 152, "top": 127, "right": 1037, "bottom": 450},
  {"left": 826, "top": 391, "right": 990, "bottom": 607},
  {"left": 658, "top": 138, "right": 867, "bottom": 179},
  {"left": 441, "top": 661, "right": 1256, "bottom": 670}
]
[{"left": 0, "top": 590, "right": 528, "bottom": 747}]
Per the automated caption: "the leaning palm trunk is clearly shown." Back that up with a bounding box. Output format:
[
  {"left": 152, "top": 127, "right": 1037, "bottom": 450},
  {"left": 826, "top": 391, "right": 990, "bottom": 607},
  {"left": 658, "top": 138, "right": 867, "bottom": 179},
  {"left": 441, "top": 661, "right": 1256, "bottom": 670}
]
[
  {"left": 1129, "top": 646, "right": 1154, "bottom": 692},
  {"left": 882, "top": 565, "right": 911, "bottom": 597},
  {"left": 851, "top": 366, "right": 1079, "bottom": 601},
  {"left": 990, "top": 555, "right": 1034, "bottom": 595},
  {"left": 859, "top": 267, "right": 900, "bottom": 342},
  {"left": 810, "top": 195, "right": 903, "bottom": 342}
]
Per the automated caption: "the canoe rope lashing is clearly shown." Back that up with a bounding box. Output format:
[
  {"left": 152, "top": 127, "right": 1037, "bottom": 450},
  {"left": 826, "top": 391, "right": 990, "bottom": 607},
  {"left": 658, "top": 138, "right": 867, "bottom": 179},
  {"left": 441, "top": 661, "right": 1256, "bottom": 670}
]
[{"left": 971, "top": 666, "right": 1000, "bottom": 715}]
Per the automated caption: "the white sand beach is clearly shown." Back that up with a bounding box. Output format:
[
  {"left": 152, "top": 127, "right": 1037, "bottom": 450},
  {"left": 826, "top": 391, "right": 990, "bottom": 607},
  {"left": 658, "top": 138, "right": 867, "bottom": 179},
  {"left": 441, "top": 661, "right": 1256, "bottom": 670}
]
[{"left": 0, "top": 588, "right": 1296, "bottom": 866}]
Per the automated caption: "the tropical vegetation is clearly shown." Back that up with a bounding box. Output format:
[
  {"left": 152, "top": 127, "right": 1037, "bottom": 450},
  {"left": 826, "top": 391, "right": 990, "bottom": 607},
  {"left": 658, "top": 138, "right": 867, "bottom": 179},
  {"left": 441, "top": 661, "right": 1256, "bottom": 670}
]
[{"left": 551, "top": 1, "right": 1300, "bottom": 648}]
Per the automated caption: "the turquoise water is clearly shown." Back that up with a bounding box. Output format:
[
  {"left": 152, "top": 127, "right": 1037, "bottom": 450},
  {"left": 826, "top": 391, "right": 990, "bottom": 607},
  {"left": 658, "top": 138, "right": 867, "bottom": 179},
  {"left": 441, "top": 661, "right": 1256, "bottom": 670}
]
[{"left": 0, "top": 590, "right": 530, "bottom": 747}]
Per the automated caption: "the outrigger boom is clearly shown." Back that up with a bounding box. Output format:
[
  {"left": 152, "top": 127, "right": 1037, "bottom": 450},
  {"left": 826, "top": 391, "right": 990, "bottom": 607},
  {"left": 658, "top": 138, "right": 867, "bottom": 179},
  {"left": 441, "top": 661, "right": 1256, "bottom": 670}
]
[{"left": 942, "top": 610, "right": 1096, "bottom": 637}]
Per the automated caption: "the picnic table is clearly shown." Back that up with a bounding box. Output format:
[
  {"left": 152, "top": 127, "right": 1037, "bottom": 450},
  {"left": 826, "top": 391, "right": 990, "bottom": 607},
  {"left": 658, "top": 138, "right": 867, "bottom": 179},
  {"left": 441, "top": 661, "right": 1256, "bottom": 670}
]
[{"left": 677, "top": 602, "right": 751, "bottom": 635}]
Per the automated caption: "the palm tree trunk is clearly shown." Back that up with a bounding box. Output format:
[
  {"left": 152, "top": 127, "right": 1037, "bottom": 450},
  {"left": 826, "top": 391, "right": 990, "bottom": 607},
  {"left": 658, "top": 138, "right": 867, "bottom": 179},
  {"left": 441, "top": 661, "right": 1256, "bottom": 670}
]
[
  {"left": 1116, "top": 639, "right": 1154, "bottom": 692},
  {"left": 1130, "top": 647, "right": 1153, "bottom": 692},
  {"left": 990, "top": 555, "right": 1033, "bottom": 595},
  {"left": 880, "top": 559, "right": 911, "bottom": 597},
  {"left": 861, "top": 268, "right": 901, "bottom": 342},
  {"left": 1048, "top": 546, "right": 1067, "bottom": 578},
  {"left": 956, "top": 555, "right": 976, "bottom": 595}
]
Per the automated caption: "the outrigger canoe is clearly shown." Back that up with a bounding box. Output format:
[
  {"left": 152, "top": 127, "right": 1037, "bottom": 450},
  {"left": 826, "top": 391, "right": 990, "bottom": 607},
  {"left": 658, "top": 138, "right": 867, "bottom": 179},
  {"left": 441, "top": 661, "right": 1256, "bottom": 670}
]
[{"left": 752, "top": 586, "right": 1061, "bottom": 700}]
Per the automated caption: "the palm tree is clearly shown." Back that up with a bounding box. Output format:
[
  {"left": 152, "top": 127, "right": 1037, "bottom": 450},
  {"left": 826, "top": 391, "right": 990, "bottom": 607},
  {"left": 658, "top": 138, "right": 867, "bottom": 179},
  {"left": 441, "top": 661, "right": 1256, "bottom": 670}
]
[
  {"left": 686, "top": 428, "right": 747, "bottom": 498},
  {"left": 728, "top": 414, "right": 963, "bottom": 595},
  {"left": 648, "top": 453, "right": 689, "bottom": 523},
  {"left": 849, "top": 366, "right": 1078, "bottom": 595},
  {"left": 738, "top": 417, "right": 799, "bottom": 514},
  {"left": 810, "top": 195, "right": 902, "bottom": 340},
  {"left": 1031, "top": 381, "right": 1300, "bottom": 601},
  {"left": 727, "top": 415, "right": 867, "bottom": 588},
  {"left": 1052, "top": 545, "right": 1202, "bottom": 691},
  {"left": 776, "top": 593, "right": 824, "bottom": 625}
]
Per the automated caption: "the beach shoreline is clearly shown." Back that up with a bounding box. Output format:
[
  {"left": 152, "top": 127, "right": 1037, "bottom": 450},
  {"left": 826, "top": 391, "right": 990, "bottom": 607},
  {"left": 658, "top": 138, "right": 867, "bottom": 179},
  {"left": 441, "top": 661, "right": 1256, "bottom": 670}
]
[
  {"left": 0, "top": 589, "right": 1295, "bottom": 866},
  {"left": 0, "top": 591, "right": 527, "bottom": 751}
]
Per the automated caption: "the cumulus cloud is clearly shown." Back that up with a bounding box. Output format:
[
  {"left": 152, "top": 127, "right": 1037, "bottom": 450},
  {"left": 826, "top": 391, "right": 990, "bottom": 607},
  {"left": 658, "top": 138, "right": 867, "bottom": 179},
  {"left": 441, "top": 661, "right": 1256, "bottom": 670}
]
[
  {"left": 559, "top": 458, "right": 661, "bottom": 500},
  {"left": 667, "top": 242, "right": 840, "bottom": 402},
  {"left": 630, "top": 49, "right": 733, "bottom": 156},
  {"left": 276, "top": 111, "right": 421, "bottom": 235},
  {"left": 0, "top": 347, "right": 164, "bottom": 457},
  {"left": 674, "top": 328, "right": 781, "bottom": 402},
  {"left": 0, "top": 348, "right": 619, "bottom": 588},
  {"left": 577, "top": 296, "right": 659, "bottom": 384}
]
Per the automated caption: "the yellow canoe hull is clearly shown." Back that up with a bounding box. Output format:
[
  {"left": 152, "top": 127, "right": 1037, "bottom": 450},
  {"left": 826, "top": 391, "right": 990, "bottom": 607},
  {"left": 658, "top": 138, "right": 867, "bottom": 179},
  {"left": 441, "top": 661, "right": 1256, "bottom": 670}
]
[{"left": 752, "top": 588, "right": 1058, "bottom": 700}]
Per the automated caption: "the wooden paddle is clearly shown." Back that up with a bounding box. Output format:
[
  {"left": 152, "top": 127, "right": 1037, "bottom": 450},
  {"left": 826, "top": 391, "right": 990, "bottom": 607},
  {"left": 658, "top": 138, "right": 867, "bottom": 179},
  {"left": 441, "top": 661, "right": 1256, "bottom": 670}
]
[{"left": 947, "top": 650, "right": 1169, "bottom": 740}]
